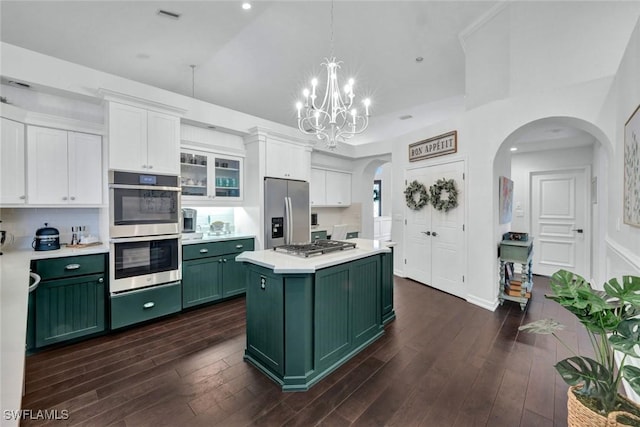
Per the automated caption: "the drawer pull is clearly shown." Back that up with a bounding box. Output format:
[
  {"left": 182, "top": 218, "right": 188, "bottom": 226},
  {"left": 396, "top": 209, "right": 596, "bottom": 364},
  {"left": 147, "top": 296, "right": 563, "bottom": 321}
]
[
  {"left": 143, "top": 302, "right": 155, "bottom": 309},
  {"left": 65, "top": 264, "right": 81, "bottom": 270},
  {"left": 199, "top": 248, "right": 209, "bottom": 254},
  {"left": 235, "top": 244, "right": 243, "bottom": 249}
]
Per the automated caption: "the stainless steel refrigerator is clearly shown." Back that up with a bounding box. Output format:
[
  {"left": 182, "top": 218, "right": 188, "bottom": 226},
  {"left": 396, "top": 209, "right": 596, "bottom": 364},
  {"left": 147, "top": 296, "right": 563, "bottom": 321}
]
[{"left": 264, "top": 177, "right": 310, "bottom": 248}]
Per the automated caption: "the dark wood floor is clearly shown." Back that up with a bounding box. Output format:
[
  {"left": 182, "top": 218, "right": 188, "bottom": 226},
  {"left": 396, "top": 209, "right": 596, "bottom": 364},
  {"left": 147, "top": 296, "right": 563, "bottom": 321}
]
[{"left": 21, "top": 275, "right": 586, "bottom": 427}]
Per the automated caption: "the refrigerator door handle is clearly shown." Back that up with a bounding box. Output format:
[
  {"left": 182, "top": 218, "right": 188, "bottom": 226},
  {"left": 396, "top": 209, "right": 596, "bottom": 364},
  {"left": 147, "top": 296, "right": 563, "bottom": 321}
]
[{"left": 284, "top": 196, "right": 292, "bottom": 245}]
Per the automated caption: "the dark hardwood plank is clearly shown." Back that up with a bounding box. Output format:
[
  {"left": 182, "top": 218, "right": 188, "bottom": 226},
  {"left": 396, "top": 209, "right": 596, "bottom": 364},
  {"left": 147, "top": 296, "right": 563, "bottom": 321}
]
[{"left": 21, "top": 275, "right": 585, "bottom": 427}]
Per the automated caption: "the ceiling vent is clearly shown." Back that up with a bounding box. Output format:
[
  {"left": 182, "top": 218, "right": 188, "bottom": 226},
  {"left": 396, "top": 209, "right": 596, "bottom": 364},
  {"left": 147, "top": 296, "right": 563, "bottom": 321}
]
[
  {"left": 399, "top": 114, "right": 413, "bottom": 120},
  {"left": 157, "top": 9, "right": 181, "bottom": 20}
]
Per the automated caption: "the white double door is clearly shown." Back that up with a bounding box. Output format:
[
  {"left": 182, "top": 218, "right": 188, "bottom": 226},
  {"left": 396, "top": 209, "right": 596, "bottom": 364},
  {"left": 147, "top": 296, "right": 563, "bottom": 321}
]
[{"left": 405, "top": 160, "right": 465, "bottom": 298}]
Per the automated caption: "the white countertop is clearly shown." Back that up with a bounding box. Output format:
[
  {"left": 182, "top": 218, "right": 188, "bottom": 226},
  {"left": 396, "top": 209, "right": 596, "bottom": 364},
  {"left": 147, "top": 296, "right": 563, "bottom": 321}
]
[
  {"left": 181, "top": 233, "right": 255, "bottom": 245},
  {"left": 236, "top": 238, "right": 394, "bottom": 274}
]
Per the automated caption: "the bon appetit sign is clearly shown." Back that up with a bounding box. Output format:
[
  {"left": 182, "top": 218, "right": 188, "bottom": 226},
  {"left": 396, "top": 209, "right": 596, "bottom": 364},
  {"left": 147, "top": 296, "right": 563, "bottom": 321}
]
[{"left": 408, "top": 131, "right": 457, "bottom": 162}]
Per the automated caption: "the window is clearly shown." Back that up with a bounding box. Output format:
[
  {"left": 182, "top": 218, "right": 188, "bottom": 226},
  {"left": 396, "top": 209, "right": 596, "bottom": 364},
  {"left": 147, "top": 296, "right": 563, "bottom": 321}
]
[{"left": 373, "top": 180, "right": 382, "bottom": 217}]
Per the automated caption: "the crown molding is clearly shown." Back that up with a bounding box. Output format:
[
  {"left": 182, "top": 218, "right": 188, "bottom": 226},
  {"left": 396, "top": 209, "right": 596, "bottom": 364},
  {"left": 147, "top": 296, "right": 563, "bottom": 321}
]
[
  {"left": 1, "top": 103, "right": 104, "bottom": 134},
  {"left": 98, "top": 88, "right": 187, "bottom": 116},
  {"left": 458, "top": 1, "right": 510, "bottom": 54}
]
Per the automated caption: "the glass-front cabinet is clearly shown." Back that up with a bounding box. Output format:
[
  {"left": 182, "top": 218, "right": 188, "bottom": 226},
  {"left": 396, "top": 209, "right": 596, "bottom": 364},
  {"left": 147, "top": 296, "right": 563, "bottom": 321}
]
[{"left": 180, "top": 149, "right": 243, "bottom": 202}]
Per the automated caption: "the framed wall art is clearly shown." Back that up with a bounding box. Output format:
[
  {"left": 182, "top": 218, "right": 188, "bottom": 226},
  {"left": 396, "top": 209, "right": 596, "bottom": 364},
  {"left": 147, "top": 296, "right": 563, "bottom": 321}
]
[
  {"left": 499, "top": 176, "right": 514, "bottom": 224},
  {"left": 624, "top": 104, "right": 640, "bottom": 227}
]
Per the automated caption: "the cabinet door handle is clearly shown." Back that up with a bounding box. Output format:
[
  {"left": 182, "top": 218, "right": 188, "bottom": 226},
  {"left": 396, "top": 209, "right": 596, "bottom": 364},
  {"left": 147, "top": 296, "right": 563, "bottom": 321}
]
[
  {"left": 19, "top": 195, "right": 26, "bottom": 200},
  {"left": 62, "top": 196, "right": 68, "bottom": 201},
  {"left": 235, "top": 244, "right": 243, "bottom": 249},
  {"left": 218, "top": 259, "right": 223, "bottom": 263},
  {"left": 199, "top": 248, "right": 209, "bottom": 253},
  {"left": 421, "top": 231, "right": 431, "bottom": 236},
  {"left": 143, "top": 302, "right": 155, "bottom": 309},
  {"left": 65, "top": 264, "right": 81, "bottom": 270},
  {"left": 572, "top": 228, "right": 584, "bottom": 233},
  {"left": 70, "top": 196, "right": 76, "bottom": 201},
  {"left": 142, "top": 165, "right": 147, "bottom": 169},
  {"left": 223, "top": 259, "right": 227, "bottom": 263},
  {"left": 148, "top": 165, "right": 153, "bottom": 169},
  {"left": 432, "top": 232, "right": 438, "bottom": 237},
  {"left": 98, "top": 277, "right": 104, "bottom": 283}
]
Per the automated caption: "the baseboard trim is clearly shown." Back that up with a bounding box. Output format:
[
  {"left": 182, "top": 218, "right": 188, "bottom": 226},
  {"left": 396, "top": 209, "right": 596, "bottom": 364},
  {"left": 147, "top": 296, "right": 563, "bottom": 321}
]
[{"left": 466, "top": 294, "right": 499, "bottom": 312}]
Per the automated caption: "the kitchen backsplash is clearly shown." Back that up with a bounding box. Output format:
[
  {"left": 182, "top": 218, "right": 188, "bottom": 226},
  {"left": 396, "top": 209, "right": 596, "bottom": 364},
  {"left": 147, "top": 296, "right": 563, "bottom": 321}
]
[
  {"left": 191, "top": 207, "right": 235, "bottom": 233},
  {"left": 0, "top": 208, "right": 101, "bottom": 249}
]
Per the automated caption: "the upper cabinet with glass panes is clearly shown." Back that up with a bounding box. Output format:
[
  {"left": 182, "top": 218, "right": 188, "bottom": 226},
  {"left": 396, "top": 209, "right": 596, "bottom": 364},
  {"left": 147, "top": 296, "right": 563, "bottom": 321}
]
[{"left": 180, "top": 149, "right": 243, "bottom": 203}]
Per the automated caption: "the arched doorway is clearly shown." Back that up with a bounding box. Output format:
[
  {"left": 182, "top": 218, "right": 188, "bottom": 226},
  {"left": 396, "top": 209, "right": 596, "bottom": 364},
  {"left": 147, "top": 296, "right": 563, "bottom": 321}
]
[
  {"left": 494, "top": 116, "right": 612, "bottom": 284},
  {"left": 354, "top": 156, "right": 392, "bottom": 239}
]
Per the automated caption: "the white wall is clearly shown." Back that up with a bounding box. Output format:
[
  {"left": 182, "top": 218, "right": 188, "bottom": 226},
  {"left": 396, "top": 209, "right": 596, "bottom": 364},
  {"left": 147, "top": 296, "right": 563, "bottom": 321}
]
[
  {"left": 601, "top": 17, "right": 640, "bottom": 278},
  {"left": 461, "top": 2, "right": 640, "bottom": 111}
]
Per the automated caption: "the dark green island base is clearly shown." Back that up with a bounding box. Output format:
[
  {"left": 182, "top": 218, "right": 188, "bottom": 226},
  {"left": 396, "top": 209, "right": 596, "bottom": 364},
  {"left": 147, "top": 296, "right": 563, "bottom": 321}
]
[{"left": 238, "top": 239, "right": 395, "bottom": 391}]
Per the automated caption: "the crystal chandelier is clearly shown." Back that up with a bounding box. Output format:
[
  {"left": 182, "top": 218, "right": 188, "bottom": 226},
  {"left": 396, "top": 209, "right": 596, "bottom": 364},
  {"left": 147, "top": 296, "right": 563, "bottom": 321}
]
[{"left": 295, "top": 1, "right": 371, "bottom": 149}]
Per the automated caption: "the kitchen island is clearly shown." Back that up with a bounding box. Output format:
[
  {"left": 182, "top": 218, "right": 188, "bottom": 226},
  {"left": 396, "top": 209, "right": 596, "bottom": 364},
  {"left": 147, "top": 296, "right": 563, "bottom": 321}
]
[{"left": 236, "top": 238, "right": 394, "bottom": 391}]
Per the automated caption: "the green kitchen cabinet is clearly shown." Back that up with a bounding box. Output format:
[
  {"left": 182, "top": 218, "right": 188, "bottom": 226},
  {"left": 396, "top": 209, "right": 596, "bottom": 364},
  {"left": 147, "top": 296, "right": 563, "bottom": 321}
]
[
  {"left": 31, "top": 253, "right": 107, "bottom": 348},
  {"left": 182, "top": 257, "right": 223, "bottom": 308},
  {"left": 182, "top": 238, "right": 255, "bottom": 308},
  {"left": 381, "top": 247, "right": 396, "bottom": 324},
  {"left": 244, "top": 253, "right": 384, "bottom": 391},
  {"left": 311, "top": 230, "right": 327, "bottom": 241},
  {"left": 245, "top": 268, "right": 284, "bottom": 376},
  {"left": 345, "top": 231, "right": 359, "bottom": 239},
  {"left": 110, "top": 282, "right": 181, "bottom": 329}
]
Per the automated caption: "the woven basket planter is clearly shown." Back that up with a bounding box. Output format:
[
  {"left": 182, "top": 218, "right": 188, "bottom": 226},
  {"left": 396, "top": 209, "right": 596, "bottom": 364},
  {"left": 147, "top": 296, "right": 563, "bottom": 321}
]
[{"left": 567, "top": 386, "right": 640, "bottom": 427}]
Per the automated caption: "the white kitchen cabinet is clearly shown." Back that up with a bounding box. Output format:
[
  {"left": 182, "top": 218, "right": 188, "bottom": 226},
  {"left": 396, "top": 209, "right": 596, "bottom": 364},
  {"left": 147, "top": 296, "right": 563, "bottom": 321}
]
[
  {"left": 108, "top": 102, "right": 179, "bottom": 174},
  {"left": 310, "top": 168, "right": 326, "bottom": 206},
  {"left": 27, "top": 126, "right": 102, "bottom": 205},
  {"left": 325, "top": 170, "right": 351, "bottom": 206},
  {"left": 180, "top": 149, "right": 243, "bottom": 202},
  {"left": 265, "top": 140, "right": 310, "bottom": 181},
  {"left": 310, "top": 168, "right": 351, "bottom": 207},
  {"left": 0, "top": 117, "right": 26, "bottom": 204}
]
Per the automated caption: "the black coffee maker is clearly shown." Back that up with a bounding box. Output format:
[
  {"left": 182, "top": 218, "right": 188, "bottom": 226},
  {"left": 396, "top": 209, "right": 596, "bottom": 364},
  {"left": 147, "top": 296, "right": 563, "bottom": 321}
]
[{"left": 32, "top": 223, "right": 61, "bottom": 251}]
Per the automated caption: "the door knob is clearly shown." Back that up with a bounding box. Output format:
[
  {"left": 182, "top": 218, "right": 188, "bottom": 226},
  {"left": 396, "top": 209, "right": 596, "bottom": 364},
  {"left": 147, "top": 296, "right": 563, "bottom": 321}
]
[
  {"left": 421, "top": 231, "right": 431, "bottom": 236},
  {"left": 432, "top": 232, "right": 438, "bottom": 237},
  {"left": 572, "top": 228, "right": 584, "bottom": 233}
]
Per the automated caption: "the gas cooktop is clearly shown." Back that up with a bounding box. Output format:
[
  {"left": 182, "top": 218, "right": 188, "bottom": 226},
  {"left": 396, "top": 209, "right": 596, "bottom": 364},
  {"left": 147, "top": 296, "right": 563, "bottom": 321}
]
[{"left": 274, "top": 239, "right": 356, "bottom": 258}]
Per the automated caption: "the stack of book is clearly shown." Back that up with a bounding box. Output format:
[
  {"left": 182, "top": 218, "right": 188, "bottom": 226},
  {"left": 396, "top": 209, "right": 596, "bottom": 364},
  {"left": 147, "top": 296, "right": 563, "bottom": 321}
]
[{"left": 503, "top": 262, "right": 531, "bottom": 298}]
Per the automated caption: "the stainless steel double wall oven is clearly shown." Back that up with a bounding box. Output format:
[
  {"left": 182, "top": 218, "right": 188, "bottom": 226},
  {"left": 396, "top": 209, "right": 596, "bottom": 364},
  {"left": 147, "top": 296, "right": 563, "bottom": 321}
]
[{"left": 109, "top": 170, "right": 182, "bottom": 294}]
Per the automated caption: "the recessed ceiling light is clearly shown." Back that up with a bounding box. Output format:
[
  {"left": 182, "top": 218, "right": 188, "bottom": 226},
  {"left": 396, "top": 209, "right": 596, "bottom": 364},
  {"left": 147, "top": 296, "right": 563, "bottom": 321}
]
[
  {"left": 510, "top": 147, "right": 518, "bottom": 152},
  {"left": 399, "top": 115, "right": 413, "bottom": 120},
  {"left": 415, "top": 57, "right": 424, "bottom": 63},
  {"left": 157, "top": 9, "right": 181, "bottom": 20},
  {"left": 242, "top": 2, "right": 252, "bottom": 10}
]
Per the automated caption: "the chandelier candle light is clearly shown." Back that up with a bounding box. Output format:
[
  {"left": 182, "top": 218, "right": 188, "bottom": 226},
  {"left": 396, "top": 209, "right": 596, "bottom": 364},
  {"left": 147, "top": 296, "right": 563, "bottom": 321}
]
[{"left": 295, "top": 2, "right": 371, "bottom": 149}]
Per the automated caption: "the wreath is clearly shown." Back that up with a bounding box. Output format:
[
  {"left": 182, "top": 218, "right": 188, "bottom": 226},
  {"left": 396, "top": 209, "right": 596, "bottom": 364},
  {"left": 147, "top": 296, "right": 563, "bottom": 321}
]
[
  {"left": 429, "top": 178, "right": 458, "bottom": 212},
  {"left": 404, "top": 180, "right": 429, "bottom": 210}
]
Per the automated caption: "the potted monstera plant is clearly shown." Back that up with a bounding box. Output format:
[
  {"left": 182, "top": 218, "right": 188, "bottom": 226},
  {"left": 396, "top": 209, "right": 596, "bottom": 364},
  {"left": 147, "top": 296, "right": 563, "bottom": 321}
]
[{"left": 519, "top": 270, "right": 640, "bottom": 426}]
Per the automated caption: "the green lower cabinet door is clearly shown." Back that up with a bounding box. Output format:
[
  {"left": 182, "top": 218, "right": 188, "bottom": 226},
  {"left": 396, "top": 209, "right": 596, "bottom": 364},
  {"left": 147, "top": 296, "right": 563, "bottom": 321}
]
[
  {"left": 35, "top": 273, "right": 106, "bottom": 348},
  {"left": 245, "top": 267, "right": 284, "bottom": 375},
  {"left": 182, "top": 257, "right": 223, "bottom": 308},
  {"left": 222, "top": 256, "right": 247, "bottom": 298},
  {"left": 315, "top": 264, "right": 351, "bottom": 370},
  {"left": 381, "top": 249, "right": 394, "bottom": 322},
  {"left": 351, "top": 257, "right": 381, "bottom": 346}
]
